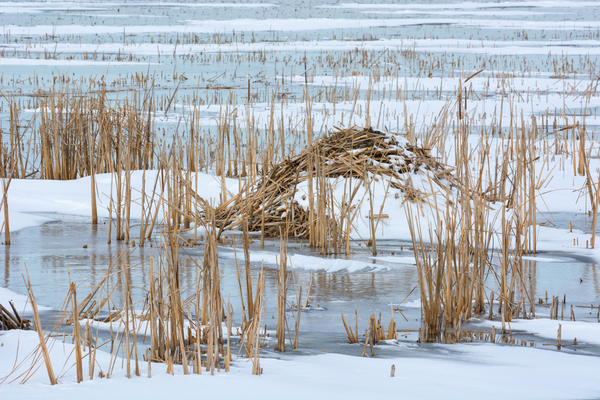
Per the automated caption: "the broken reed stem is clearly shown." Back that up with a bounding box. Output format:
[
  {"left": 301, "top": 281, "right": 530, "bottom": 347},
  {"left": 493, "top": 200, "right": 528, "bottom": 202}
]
[
  {"left": 341, "top": 313, "right": 358, "bottom": 344},
  {"left": 387, "top": 302, "right": 397, "bottom": 340},
  {"left": 303, "top": 271, "right": 313, "bottom": 308}
]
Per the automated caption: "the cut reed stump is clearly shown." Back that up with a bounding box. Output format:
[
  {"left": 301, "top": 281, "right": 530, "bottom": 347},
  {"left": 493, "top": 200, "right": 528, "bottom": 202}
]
[{"left": 208, "top": 127, "right": 456, "bottom": 238}]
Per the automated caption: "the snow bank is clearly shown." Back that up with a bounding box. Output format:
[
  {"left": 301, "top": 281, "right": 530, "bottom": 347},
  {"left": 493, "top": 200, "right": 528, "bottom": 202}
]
[
  {"left": 0, "top": 170, "right": 237, "bottom": 233},
  {"left": 2, "top": 329, "right": 600, "bottom": 400},
  {"left": 473, "top": 318, "right": 600, "bottom": 346},
  {"left": 219, "top": 248, "right": 417, "bottom": 273}
]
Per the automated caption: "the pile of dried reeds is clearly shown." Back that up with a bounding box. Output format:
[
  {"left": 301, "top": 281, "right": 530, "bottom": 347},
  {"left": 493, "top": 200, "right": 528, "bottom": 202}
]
[
  {"left": 212, "top": 126, "right": 456, "bottom": 239},
  {"left": 0, "top": 302, "right": 31, "bottom": 330}
]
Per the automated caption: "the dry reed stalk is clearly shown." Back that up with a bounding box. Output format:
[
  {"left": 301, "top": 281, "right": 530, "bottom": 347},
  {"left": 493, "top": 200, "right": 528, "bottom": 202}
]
[
  {"left": 65, "top": 265, "right": 113, "bottom": 325},
  {"left": 367, "top": 172, "right": 377, "bottom": 256},
  {"left": 225, "top": 300, "right": 232, "bottom": 372},
  {"left": 260, "top": 175, "right": 266, "bottom": 248},
  {"left": 0, "top": 160, "right": 16, "bottom": 245},
  {"left": 24, "top": 266, "right": 57, "bottom": 385},
  {"left": 242, "top": 221, "right": 254, "bottom": 321},
  {"left": 144, "top": 165, "right": 167, "bottom": 239},
  {"left": 70, "top": 282, "right": 84, "bottom": 383},
  {"left": 2, "top": 180, "right": 10, "bottom": 245},
  {"left": 387, "top": 302, "right": 397, "bottom": 340},
  {"left": 0, "top": 302, "right": 31, "bottom": 330},
  {"left": 355, "top": 305, "right": 358, "bottom": 345},
  {"left": 303, "top": 271, "right": 313, "bottom": 308},
  {"left": 276, "top": 230, "right": 289, "bottom": 352},
  {"left": 201, "top": 205, "right": 223, "bottom": 374},
  {"left": 139, "top": 168, "right": 148, "bottom": 246},
  {"left": 123, "top": 261, "right": 141, "bottom": 377},
  {"left": 119, "top": 267, "right": 132, "bottom": 379},
  {"left": 248, "top": 268, "right": 265, "bottom": 375},
  {"left": 405, "top": 205, "right": 444, "bottom": 342},
  {"left": 123, "top": 146, "right": 132, "bottom": 244},
  {"left": 194, "top": 261, "right": 202, "bottom": 375},
  {"left": 229, "top": 237, "right": 247, "bottom": 332},
  {"left": 88, "top": 322, "right": 99, "bottom": 380},
  {"left": 88, "top": 116, "right": 98, "bottom": 224},
  {"left": 107, "top": 173, "right": 114, "bottom": 244},
  {"left": 292, "top": 285, "right": 301, "bottom": 350},
  {"left": 591, "top": 173, "right": 600, "bottom": 248},
  {"left": 341, "top": 313, "right": 358, "bottom": 344},
  {"left": 145, "top": 261, "right": 157, "bottom": 365},
  {"left": 5, "top": 98, "right": 27, "bottom": 179},
  {"left": 361, "top": 314, "right": 378, "bottom": 357},
  {"left": 306, "top": 88, "right": 315, "bottom": 247}
]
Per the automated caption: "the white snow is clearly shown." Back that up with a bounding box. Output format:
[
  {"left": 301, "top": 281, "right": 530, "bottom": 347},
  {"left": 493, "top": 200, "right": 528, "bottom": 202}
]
[
  {"left": 2, "top": 329, "right": 600, "bottom": 400},
  {"left": 219, "top": 248, "right": 414, "bottom": 272},
  {"left": 474, "top": 317, "right": 600, "bottom": 346},
  {"left": 0, "top": 171, "right": 237, "bottom": 232}
]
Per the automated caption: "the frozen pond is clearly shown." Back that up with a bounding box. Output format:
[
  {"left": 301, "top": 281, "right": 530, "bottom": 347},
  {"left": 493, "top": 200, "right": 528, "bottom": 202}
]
[{"left": 3, "top": 212, "right": 600, "bottom": 359}]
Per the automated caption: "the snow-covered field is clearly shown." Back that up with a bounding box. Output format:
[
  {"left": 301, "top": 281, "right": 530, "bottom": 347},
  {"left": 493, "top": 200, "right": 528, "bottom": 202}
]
[
  {"left": 3, "top": 328, "right": 600, "bottom": 400},
  {"left": 2, "top": 0, "right": 600, "bottom": 399}
]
